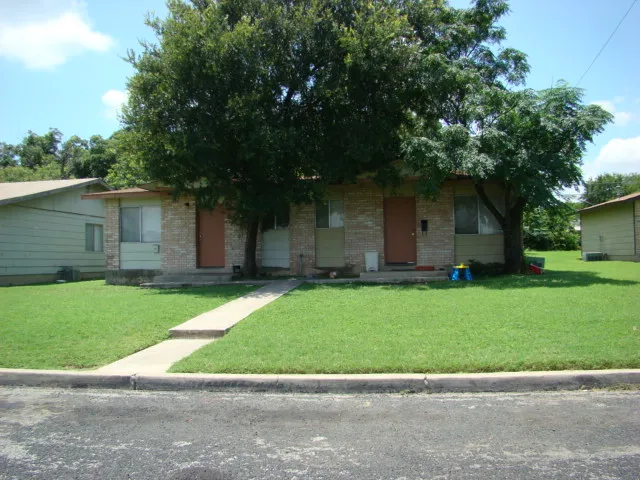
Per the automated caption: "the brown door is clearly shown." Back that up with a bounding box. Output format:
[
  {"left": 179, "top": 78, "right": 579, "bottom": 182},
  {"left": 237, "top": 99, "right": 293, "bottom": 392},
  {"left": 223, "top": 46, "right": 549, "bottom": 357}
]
[
  {"left": 384, "top": 197, "right": 417, "bottom": 264},
  {"left": 198, "top": 208, "right": 225, "bottom": 267}
]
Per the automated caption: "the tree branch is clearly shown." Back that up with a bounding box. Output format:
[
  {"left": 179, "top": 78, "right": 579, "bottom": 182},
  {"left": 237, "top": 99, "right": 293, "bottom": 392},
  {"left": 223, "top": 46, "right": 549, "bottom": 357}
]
[{"left": 474, "top": 182, "right": 505, "bottom": 228}]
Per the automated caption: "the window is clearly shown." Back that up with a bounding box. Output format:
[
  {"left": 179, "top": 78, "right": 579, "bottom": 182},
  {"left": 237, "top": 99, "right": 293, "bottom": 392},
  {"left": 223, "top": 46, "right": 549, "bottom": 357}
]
[
  {"left": 120, "top": 206, "right": 161, "bottom": 242},
  {"left": 454, "top": 196, "right": 479, "bottom": 234},
  {"left": 316, "top": 200, "right": 344, "bottom": 228},
  {"left": 455, "top": 195, "right": 503, "bottom": 235},
  {"left": 85, "top": 224, "right": 104, "bottom": 252},
  {"left": 263, "top": 209, "right": 290, "bottom": 231}
]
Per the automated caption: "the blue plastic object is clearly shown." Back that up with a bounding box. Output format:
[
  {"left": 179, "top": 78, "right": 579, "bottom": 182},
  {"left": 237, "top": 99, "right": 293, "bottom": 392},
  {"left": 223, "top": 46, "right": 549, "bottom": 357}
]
[{"left": 450, "top": 266, "right": 473, "bottom": 281}]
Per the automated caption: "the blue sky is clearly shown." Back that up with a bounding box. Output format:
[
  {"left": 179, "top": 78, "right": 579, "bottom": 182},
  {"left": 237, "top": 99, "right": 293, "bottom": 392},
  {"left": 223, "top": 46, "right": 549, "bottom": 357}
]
[{"left": 1, "top": 0, "right": 639, "bottom": 185}]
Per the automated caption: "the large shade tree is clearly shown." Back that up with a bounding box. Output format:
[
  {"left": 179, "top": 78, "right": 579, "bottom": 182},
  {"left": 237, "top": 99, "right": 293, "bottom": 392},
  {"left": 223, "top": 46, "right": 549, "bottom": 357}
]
[{"left": 123, "top": 0, "right": 430, "bottom": 276}]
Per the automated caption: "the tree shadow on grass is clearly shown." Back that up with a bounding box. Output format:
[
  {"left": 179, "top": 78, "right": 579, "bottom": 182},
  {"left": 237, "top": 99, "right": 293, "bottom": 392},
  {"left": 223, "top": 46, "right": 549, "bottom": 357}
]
[
  {"left": 148, "top": 282, "right": 299, "bottom": 300},
  {"left": 298, "top": 270, "right": 639, "bottom": 292},
  {"left": 148, "top": 284, "right": 259, "bottom": 299}
]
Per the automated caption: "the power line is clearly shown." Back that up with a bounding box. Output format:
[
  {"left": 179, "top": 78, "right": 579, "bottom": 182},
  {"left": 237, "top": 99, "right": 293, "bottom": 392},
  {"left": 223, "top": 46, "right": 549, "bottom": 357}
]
[{"left": 576, "top": 0, "right": 638, "bottom": 86}]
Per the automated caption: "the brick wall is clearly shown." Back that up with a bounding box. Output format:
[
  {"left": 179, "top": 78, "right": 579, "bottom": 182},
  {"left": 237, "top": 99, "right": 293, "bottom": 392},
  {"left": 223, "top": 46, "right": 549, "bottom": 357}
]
[
  {"left": 104, "top": 198, "right": 120, "bottom": 271},
  {"left": 224, "top": 215, "right": 263, "bottom": 272},
  {"left": 344, "top": 185, "right": 385, "bottom": 271},
  {"left": 415, "top": 183, "right": 455, "bottom": 268},
  {"left": 140, "top": 181, "right": 456, "bottom": 275},
  {"left": 289, "top": 203, "right": 316, "bottom": 275},
  {"left": 161, "top": 198, "right": 197, "bottom": 271}
]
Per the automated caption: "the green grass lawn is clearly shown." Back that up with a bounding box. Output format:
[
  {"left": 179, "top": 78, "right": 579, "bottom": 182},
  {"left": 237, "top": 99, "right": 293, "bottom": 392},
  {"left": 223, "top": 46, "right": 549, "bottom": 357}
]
[
  {"left": 172, "top": 251, "right": 640, "bottom": 374},
  {"left": 0, "top": 281, "right": 256, "bottom": 370}
]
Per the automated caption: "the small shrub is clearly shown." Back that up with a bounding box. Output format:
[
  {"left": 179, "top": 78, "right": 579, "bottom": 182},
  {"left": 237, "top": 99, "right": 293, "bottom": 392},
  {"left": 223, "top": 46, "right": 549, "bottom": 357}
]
[{"left": 468, "top": 260, "right": 505, "bottom": 277}]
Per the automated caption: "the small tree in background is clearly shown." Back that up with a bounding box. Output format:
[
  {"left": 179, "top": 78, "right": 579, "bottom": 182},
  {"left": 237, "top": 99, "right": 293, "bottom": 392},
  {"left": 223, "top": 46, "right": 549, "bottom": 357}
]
[
  {"left": 582, "top": 173, "right": 640, "bottom": 206},
  {"left": 523, "top": 203, "right": 580, "bottom": 251}
]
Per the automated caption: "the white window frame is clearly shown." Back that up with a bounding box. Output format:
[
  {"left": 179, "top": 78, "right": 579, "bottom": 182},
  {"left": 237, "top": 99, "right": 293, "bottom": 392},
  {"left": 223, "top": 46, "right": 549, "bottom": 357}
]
[
  {"left": 264, "top": 212, "right": 290, "bottom": 231},
  {"left": 454, "top": 195, "right": 503, "bottom": 235},
  {"left": 120, "top": 206, "right": 161, "bottom": 243},
  {"left": 316, "top": 200, "right": 344, "bottom": 229},
  {"left": 85, "top": 223, "right": 104, "bottom": 252}
]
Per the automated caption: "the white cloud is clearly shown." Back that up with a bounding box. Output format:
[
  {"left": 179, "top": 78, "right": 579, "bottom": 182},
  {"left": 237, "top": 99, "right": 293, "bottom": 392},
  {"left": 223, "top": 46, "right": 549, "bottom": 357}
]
[
  {"left": 591, "top": 100, "right": 635, "bottom": 127},
  {"left": 0, "top": 1, "right": 113, "bottom": 69},
  {"left": 592, "top": 100, "right": 616, "bottom": 113},
  {"left": 102, "top": 89, "right": 128, "bottom": 120},
  {"left": 614, "top": 111, "right": 634, "bottom": 127},
  {"left": 582, "top": 136, "right": 640, "bottom": 179}
]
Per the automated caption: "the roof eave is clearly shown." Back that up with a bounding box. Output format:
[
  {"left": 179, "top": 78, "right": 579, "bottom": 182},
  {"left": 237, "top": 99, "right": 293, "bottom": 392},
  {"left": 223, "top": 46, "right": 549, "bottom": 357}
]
[
  {"left": 0, "top": 178, "right": 111, "bottom": 206},
  {"left": 578, "top": 192, "right": 640, "bottom": 214},
  {"left": 81, "top": 189, "right": 171, "bottom": 200}
]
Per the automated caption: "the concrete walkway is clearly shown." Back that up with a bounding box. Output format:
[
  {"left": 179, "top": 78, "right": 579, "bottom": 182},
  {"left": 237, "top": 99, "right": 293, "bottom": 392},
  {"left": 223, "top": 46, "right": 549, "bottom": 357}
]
[
  {"left": 96, "top": 280, "right": 301, "bottom": 375},
  {"left": 95, "top": 339, "right": 213, "bottom": 375},
  {"left": 169, "top": 279, "right": 301, "bottom": 339}
]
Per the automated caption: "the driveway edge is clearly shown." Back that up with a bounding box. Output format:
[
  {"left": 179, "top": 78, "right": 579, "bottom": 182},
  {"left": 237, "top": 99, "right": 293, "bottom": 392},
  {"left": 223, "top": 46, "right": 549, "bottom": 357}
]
[{"left": 1, "top": 368, "right": 639, "bottom": 393}]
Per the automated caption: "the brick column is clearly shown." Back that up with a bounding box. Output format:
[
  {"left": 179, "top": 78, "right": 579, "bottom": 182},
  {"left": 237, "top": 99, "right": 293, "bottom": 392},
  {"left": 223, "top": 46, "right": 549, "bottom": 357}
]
[
  {"left": 415, "top": 183, "right": 455, "bottom": 268},
  {"left": 344, "top": 184, "right": 385, "bottom": 272},
  {"left": 161, "top": 198, "right": 197, "bottom": 271},
  {"left": 104, "top": 198, "right": 120, "bottom": 271},
  {"left": 289, "top": 203, "right": 316, "bottom": 275}
]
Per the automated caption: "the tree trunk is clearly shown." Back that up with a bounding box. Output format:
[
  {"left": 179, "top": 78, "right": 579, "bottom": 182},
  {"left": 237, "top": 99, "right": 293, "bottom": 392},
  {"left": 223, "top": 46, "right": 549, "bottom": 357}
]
[
  {"left": 475, "top": 182, "right": 526, "bottom": 274},
  {"left": 242, "top": 214, "right": 260, "bottom": 278},
  {"left": 503, "top": 204, "right": 525, "bottom": 274}
]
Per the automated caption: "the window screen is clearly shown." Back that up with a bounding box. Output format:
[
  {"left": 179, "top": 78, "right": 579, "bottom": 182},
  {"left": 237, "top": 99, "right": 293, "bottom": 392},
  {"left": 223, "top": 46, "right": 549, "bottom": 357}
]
[
  {"left": 329, "top": 200, "right": 344, "bottom": 228},
  {"left": 121, "top": 207, "right": 141, "bottom": 242},
  {"left": 479, "top": 198, "right": 502, "bottom": 234},
  {"left": 141, "top": 206, "right": 161, "bottom": 242},
  {"left": 316, "top": 201, "right": 330, "bottom": 228},
  {"left": 94, "top": 224, "right": 104, "bottom": 251},
  {"left": 85, "top": 224, "right": 95, "bottom": 251},
  {"left": 454, "top": 196, "right": 478, "bottom": 234},
  {"left": 85, "top": 224, "right": 104, "bottom": 251},
  {"left": 316, "top": 200, "right": 344, "bottom": 228}
]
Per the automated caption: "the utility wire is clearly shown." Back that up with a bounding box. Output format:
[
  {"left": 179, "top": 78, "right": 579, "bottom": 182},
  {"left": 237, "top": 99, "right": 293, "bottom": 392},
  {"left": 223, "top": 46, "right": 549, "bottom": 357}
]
[{"left": 576, "top": 0, "right": 638, "bottom": 86}]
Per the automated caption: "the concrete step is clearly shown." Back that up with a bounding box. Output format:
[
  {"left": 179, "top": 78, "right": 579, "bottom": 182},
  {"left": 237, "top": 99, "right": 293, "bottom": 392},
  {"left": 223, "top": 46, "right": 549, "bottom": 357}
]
[
  {"left": 151, "top": 272, "right": 232, "bottom": 284},
  {"left": 360, "top": 270, "right": 447, "bottom": 279},
  {"left": 381, "top": 264, "right": 417, "bottom": 271}
]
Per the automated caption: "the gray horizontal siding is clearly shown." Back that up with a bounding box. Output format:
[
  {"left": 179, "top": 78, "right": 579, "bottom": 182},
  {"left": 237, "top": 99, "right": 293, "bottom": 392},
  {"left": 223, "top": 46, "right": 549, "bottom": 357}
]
[
  {"left": 0, "top": 202, "right": 105, "bottom": 276},
  {"left": 262, "top": 229, "right": 290, "bottom": 268},
  {"left": 454, "top": 234, "right": 504, "bottom": 264},
  {"left": 120, "top": 243, "right": 161, "bottom": 270},
  {"left": 581, "top": 204, "right": 634, "bottom": 260}
]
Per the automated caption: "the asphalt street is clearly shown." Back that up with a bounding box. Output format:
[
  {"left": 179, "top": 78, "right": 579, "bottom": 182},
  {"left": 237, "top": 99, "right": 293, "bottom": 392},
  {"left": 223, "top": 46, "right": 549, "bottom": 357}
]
[{"left": 0, "top": 387, "right": 638, "bottom": 479}]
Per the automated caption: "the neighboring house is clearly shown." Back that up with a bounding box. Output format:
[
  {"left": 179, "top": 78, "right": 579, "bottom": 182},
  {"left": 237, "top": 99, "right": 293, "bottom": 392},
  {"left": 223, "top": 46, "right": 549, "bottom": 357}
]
[
  {"left": 83, "top": 178, "right": 506, "bottom": 284},
  {"left": 578, "top": 192, "right": 640, "bottom": 262},
  {"left": 0, "top": 179, "right": 111, "bottom": 286}
]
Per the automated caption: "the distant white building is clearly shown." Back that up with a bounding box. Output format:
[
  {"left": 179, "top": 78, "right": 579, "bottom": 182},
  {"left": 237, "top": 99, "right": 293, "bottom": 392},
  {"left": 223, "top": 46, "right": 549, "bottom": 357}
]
[{"left": 0, "top": 179, "right": 110, "bottom": 286}]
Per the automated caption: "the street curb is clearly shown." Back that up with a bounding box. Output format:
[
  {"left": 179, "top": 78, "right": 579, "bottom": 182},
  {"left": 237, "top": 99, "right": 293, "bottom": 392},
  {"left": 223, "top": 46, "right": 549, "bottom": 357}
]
[
  {"left": 133, "top": 373, "right": 428, "bottom": 393},
  {"left": 2, "top": 368, "right": 639, "bottom": 393},
  {"left": 0, "top": 369, "right": 131, "bottom": 390},
  {"left": 424, "top": 370, "right": 640, "bottom": 393}
]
